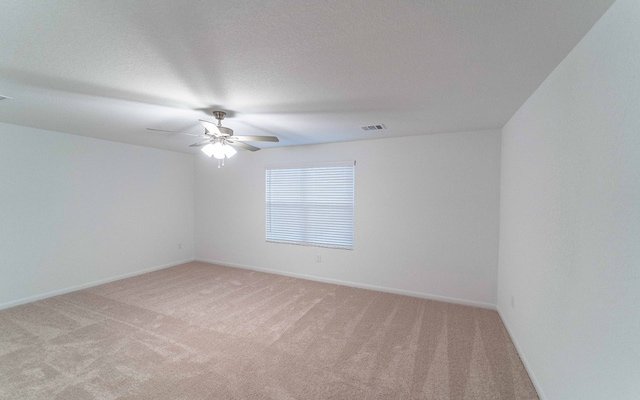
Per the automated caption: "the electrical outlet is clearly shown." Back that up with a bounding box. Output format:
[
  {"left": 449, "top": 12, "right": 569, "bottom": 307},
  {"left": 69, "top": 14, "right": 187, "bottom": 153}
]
[
  {"left": 316, "top": 255, "right": 322, "bottom": 263},
  {"left": 511, "top": 295, "right": 514, "bottom": 308}
]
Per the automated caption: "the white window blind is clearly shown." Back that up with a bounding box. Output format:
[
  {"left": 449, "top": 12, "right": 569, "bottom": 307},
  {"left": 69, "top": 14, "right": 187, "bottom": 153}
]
[{"left": 265, "top": 161, "right": 354, "bottom": 250}]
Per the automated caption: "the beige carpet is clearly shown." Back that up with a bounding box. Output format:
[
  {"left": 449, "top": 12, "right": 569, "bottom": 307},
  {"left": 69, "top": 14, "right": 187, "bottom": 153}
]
[{"left": 0, "top": 261, "right": 538, "bottom": 399}]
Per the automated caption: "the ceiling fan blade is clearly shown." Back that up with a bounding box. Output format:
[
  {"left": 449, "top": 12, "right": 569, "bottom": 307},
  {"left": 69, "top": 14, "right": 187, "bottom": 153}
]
[
  {"left": 230, "top": 135, "right": 279, "bottom": 142},
  {"left": 198, "top": 120, "right": 222, "bottom": 136},
  {"left": 147, "top": 128, "right": 205, "bottom": 138},
  {"left": 227, "top": 140, "right": 260, "bottom": 152},
  {"left": 189, "top": 139, "right": 212, "bottom": 147}
]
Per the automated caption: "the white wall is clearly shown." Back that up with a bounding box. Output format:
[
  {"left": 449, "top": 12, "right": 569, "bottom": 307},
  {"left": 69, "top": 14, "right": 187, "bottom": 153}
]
[
  {"left": 0, "top": 123, "right": 195, "bottom": 308},
  {"left": 195, "top": 130, "right": 501, "bottom": 307},
  {"left": 497, "top": 0, "right": 640, "bottom": 398}
]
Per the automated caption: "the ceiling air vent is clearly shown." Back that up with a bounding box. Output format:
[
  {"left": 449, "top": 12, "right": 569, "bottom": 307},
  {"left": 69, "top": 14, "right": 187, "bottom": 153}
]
[{"left": 361, "top": 124, "right": 386, "bottom": 131}]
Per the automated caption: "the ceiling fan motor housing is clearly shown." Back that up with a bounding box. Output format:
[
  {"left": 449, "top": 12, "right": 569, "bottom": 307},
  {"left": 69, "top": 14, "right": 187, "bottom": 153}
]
[{"left": 217, "top": 126, "right": 233, "bottom": 136}]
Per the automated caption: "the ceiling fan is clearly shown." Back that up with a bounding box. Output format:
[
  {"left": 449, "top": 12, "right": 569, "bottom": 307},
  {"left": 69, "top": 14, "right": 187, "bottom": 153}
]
[{"left": 148, "top": 111, "right": 279, "bottom": 166}]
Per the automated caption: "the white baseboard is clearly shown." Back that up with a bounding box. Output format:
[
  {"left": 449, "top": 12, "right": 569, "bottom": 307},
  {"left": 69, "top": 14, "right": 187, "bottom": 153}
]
[
  {"left": 196, "top": 258, "right": 497, "bottom": 310},
  {"left": 497, "top": 307, "right": 546, "bottom": 400},
  {"left": 0, "top": 258, "right": 195, "bottom": 311}
]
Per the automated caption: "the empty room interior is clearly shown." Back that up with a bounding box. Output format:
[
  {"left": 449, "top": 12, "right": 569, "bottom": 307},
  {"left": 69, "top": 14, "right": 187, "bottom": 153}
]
[{"left": 0, "top": 1, "right": 638, "bottom": 399}]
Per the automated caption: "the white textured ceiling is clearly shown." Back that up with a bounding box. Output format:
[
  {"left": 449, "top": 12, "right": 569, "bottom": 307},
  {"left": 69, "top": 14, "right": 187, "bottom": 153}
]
[{"left": 0, "top": 0, "right": 615, "bottom": 153}]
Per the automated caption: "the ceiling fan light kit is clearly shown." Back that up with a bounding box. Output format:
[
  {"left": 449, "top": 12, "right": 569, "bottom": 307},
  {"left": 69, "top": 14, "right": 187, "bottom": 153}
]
[
  {"left": 201, "top": 142, "right": 221, "bottom": 158},
  {"left": 201, "top": 140, "right": 238, "bottom": 167},
  {"left": 147, "top": 110, "right": 279, "bottom": 168}
]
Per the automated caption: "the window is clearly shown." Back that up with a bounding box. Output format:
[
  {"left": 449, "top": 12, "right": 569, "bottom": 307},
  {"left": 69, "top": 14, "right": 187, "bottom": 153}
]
[{"left": 265, "top": 161, "right": 355, "bottom": 250}]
